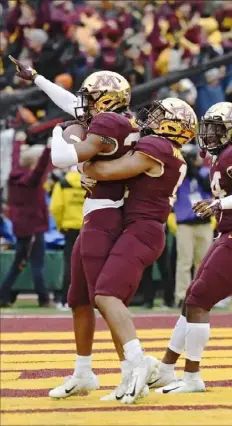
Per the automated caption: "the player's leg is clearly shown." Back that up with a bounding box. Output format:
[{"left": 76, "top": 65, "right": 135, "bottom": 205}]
[
  {"left": 175, "top": 224, "right": 194, "bottom": 306},
  {"left": 49, "top": 236, "right": 98, "bottom": 398},
  {"left": 80, "top": 209, "right": 132, "bottom": 376},
  {"left": 95, "top": 221, "right": 165, "bottom": 403},
  {"left": 152, "top": 241, "right": 217, "bottom": 389},
  {"left": 80, "top": 209, "right": 123, "bottom": 302},
  {"left": 157, "top": 234, "right": 232, "bottom": 394}
]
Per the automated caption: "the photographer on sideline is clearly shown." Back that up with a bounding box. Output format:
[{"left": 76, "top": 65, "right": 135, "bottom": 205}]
[{"left": 173, "top": 144, "right": 214, "bottom": 307}]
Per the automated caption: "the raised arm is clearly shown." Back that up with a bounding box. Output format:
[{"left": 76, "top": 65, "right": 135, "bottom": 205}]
[
  {"left": 9, "top": 56, "right": 78, "bottom": 117},
  {"left": 83, "top": 151, "right": 161, "bottom": 181},
  {"left": 34, "top": 75, "right": 77, "bottom": 118},
  {"left": 22, "top": 147, "right": 51, "bottom": 187}
]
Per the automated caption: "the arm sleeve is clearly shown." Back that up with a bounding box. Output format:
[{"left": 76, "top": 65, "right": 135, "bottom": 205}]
[
  {"left": 51, "top": 126, "right": 78, "bottom": 168},
  {"left": 221, "top": 195, "right": 232, "bottom": 210},
  {"left": 34, "top": 75, "right": 77, "bottom": 118},
  {"left": 23, "top": 147, "right": 51, "bottom": 187}
]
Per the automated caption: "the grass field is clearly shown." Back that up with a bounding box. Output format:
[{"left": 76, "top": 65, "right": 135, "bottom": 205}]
[{"left": 1, "top": 311, "right": 232, "bottom": 425}]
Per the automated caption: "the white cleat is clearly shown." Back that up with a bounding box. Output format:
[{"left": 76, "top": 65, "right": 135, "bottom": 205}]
[
  {"left": 101, "top": 376, "right": 129, "bottom": 401},
  {"left": 49, "top": 373, "right": 99, "bottom": 398},
  {"left": 101, "top": 379, "right": 149, "bottom": 401},
  {"left": 155, "top": 378, "right": 205, "bottom": 394},
  {"left": 121, "top": 356, "right": 158, "bottom": 404},
  {"left": 147, "top": 361, "right": 177, "bottom": 388}
]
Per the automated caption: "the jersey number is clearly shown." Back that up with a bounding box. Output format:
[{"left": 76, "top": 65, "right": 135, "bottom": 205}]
[
  {"left": 169, "top": 164, "right": 187, "bottom": 207},
  {"left": 124, "top": 132, "right": 140, "bottom": 146},
  {"left": 211, "top": 171, "right": 227, "bottom": 198}
]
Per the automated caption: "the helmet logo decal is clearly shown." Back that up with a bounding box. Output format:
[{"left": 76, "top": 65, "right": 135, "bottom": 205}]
[{"left": 91, "top": 75, "right": 121, "bottom": 90}]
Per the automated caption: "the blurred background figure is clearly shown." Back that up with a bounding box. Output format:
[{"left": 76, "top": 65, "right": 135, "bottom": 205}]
[
  {"left": 195, "top": 68, "right": 226, "bottom": 118},
  {"left": 49, "top": 166, "right": 85, "bottom": 310},
  {"left": 0, "top": 134, "right": 51, "bottom": 307},
  {"left": 173, "top": 144, "right": 214, "bottom": 308},
  {"left": 142, "top": 226, "right": 175, "bottom": 310}
]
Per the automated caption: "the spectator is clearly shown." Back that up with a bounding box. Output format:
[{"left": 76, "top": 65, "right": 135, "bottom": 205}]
[
  {"left": 173, "top": 144, "right": 214, "bottom": 308},
  {"left": 0, "top": 135, "right": 51, "bottom": 307},
  {"left": 196, "top": 68, "right": 226, "bottom": 118},
  {"left": 49, "top": 166, "right": 85, "bottom": 310}
]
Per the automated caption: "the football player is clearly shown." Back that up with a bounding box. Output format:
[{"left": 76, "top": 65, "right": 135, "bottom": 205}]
[
  {"left": 82, "top": 98, "right": 198, "bottom": 403},
  {"left": 9, "top": 57, "right": 154, "bottom": 399},
  {"left": 143, "top": 101, "right": 232, "bottom": 395}
]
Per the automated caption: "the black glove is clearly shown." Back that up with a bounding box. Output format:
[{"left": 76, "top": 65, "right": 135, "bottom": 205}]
[{"left": 9, "top": 56, "right": 38, "bottom": 81}]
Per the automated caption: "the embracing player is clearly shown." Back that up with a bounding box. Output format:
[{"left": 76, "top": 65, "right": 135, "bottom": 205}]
[
  {"left": 82, "top": 98, "right": 197, "bottom": 403},
  {"left": 143, "top": 101, "right": 232, "bottom": 395},
  {"left": 10, "top": 57, "right": 156, "bottom": 399}
]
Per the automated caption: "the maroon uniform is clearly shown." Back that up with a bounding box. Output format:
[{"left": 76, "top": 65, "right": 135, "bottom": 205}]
[
  {"left": 210, "top": 145, "right": 232, "bottom": 233},
  {"left": 186, "top": 144, "right": 232, "bottom": 310},
  {"left": 94, "top": 136, "right": 187, "bottom": 306},
  {"left": 68, "top": 111, "right": 140, "bottom": 307},
  {"left": 86, "top": 111, "right": 138, "bottom": 201}
]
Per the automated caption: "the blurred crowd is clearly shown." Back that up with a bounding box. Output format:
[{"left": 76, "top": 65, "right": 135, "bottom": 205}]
[
  {"left": 0, "top": 0, "right": 232, "bottom": 310},
  {"left": 1, "top": 0, "right": 232, "bottom": 123}
]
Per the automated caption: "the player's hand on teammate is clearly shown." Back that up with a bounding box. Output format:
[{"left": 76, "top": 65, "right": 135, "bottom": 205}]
[
  {"left": 80, "top": 173, "right": 96, "bottom": 191},
  {"left": 193, "top": 199, "right": 222, "bottom": 218},
  {"left": 9, "top": 55, "right": 38, "bottom": 81}
]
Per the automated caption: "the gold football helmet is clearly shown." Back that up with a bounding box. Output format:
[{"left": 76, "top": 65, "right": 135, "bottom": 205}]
[
  {"left": 198, "top": 102, "right": 232, "bottom": 155},
  {"left": 137, "top": 98, "right": 198, "bottom": 145},
  {"left": 75, "top": 70, "right": 131, "bottom": 121}
]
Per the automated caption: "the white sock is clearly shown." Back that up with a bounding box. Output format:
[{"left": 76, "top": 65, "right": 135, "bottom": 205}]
[
  {"left": 159, "top": 361, "right": 175, "bottom": 373},
  {"left": 185, "top": 322, "right": 210, "bottom": 362},
  {"left": 183, "top": 371, "right": 201, "bottom": 381},
  {"left": 120, "top": 360, "right": 131, "bottom": 378},
  {"left": 168, "top": 315, "right": 187, "bottom": 355},
  {"left": 123, "top": 339, "right": 143, "bottom": 367},
  {"left": 74, "top": 355, "right": 92, "bottom": 377}
]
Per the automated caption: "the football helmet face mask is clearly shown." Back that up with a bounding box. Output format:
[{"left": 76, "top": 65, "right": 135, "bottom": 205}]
[
  {"left": 137, "top": 98, "right": 197, "bottom": 145},
  {"left": 198, "top": 102, "right": 232, "bottom": 156},
  {"left": 74, "top": 71, "right": 131, "bottom": 123}
]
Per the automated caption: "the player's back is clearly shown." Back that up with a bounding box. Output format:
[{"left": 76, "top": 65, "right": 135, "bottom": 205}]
[
  {"left": 124, "top": 135, "right": 187, "bottom": 226},
  {"left": 86, "top": 111, "right": 139, "bottom": 202},
  {"left": 210, "top": 144, "right": 232, "bottom": 233}
]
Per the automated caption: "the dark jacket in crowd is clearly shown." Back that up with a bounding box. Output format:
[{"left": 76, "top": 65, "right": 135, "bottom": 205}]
[{"left": 8, "top": 141, "right": 51, "bottom": 238}]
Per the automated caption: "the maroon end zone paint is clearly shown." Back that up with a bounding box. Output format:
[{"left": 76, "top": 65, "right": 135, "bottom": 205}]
[{"left": 1, "top": 313, "right": 232, "bottom": 333}]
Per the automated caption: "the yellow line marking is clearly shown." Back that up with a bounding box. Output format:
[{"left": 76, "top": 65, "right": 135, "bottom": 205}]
[
  {"left": 1, "top": 370, "right": 232, "bottom": 389},
  {"left": 2, "top": 388, "right": 232, "bottom": 410},
  {"left": 2, "top": 328, "right": 232, "bottom": 341},
  {"left": 2, "top": 410, "right": 232, "bottom": 426},
  {"left": 2, "top": 350, "right": 232, "bottom": 364},
  {"left": 2, "top": 339, "right": 232, "bottom": 352},
  {"left": 2, "top": 357, "right": 232, "bottom": 371},
  {"left": 0, "top": 373, "right": 21, "bottom": 381}
]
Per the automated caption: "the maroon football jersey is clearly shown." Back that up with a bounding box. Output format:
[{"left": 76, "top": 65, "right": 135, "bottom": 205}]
[
  {"left": 124, "top": 135, "right": 187, "bottom": 225},
  {"left": 86, "top": 111, "right": 139, "bottom": 201},
  {"left": 210, "top": 144, "right": 232, "bottom": 233}
]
